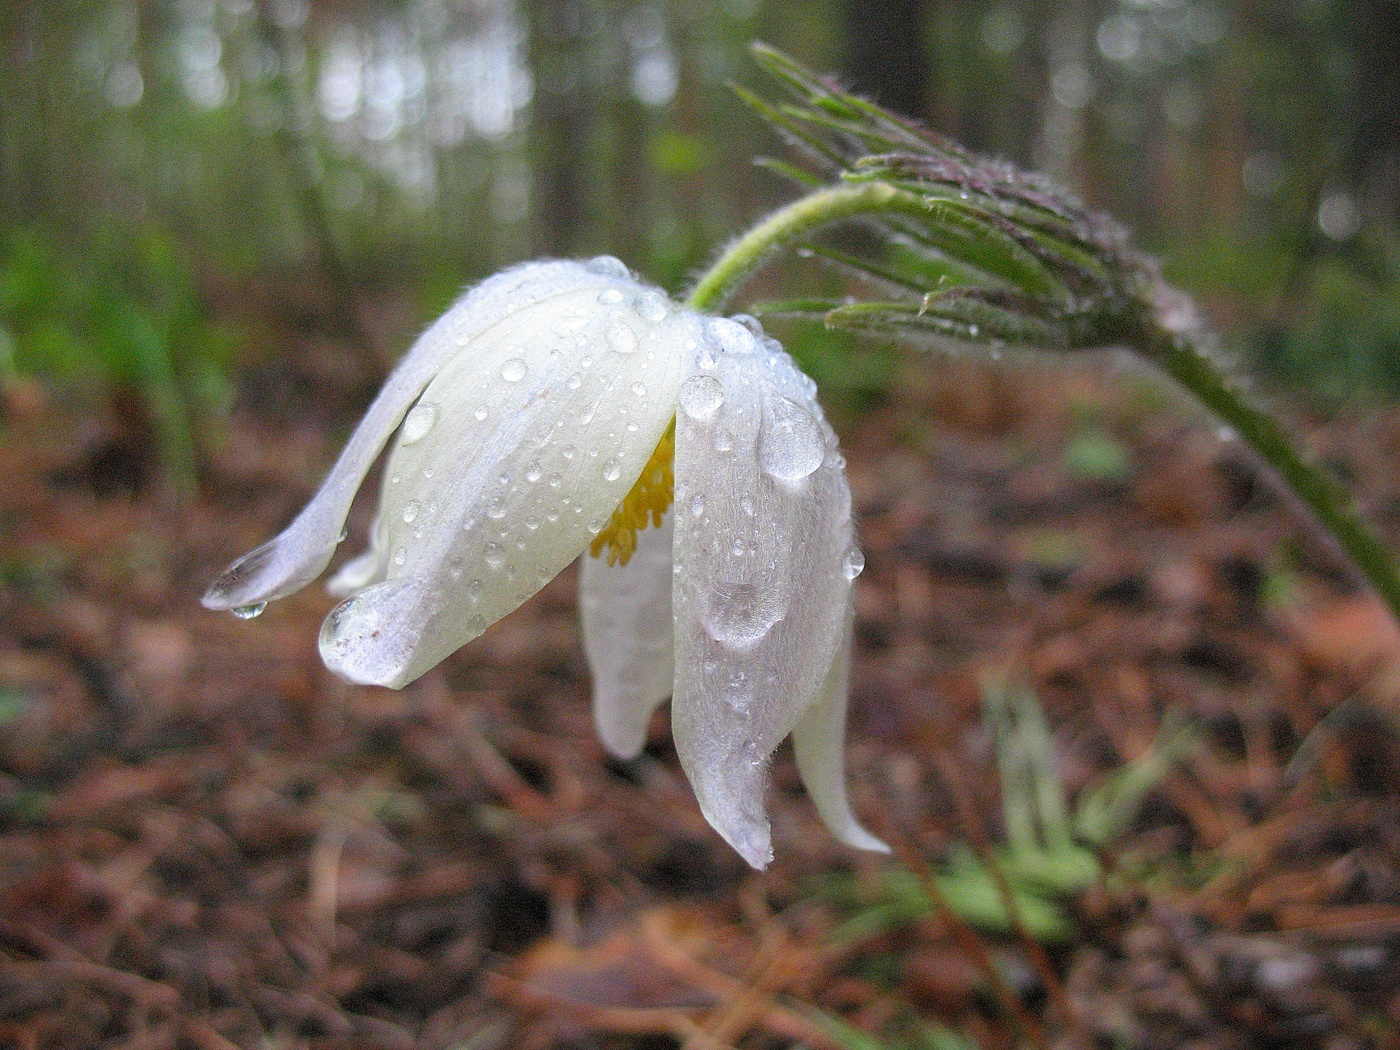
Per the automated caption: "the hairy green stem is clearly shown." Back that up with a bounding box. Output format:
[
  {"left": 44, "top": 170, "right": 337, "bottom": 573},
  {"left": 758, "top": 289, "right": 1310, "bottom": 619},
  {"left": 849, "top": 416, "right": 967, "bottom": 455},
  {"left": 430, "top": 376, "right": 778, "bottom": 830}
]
[
  {"left": 686, "top": 182, "right": 901, "bottom": 312},
  {"left": 1149, "top": 330, "right": 1400, "bottom": 621},
  {"left": 689, "top": 182, "right": 1400, "bottom": 624}
]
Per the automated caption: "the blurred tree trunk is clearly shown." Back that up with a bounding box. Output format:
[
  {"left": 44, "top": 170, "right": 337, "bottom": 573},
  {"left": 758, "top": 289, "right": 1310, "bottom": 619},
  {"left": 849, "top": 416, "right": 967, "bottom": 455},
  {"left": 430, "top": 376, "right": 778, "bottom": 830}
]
[
  {"left": 1351, "top": 0, "right": 1400, "bottom": 228},
  {"left": 527, "top": 0, "right": 595, "bottom": 255},
  {"left": 842, "top": 0, "right": 931, "bottom": 120}
]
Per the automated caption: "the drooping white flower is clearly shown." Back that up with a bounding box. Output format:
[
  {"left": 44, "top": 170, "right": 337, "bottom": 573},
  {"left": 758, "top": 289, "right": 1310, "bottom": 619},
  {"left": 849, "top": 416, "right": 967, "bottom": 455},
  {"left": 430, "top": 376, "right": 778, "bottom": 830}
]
[{"left": 204, "top": 258, "right": 887, "bottom": 869}]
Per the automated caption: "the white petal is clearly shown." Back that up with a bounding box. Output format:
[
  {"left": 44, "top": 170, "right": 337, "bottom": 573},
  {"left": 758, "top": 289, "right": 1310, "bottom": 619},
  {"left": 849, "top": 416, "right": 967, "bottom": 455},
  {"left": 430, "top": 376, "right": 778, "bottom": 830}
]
[
  {"left": 670, "top": 318, "right": 856, "bottom": 869},
  {"left": 580, "top": 513, "right": 675, "bottom": 759},
  {"left": 319, "top": 266, "right": 695, "bottom": 688},
  {"left": 326, "top": 507, "right": 387, "bottom": 597},
  {"left": 792, "top": 606, "right": 889, "bottom": 854},
  {"left": 204, "top": 261, "right": 609, "bottom": 611}
]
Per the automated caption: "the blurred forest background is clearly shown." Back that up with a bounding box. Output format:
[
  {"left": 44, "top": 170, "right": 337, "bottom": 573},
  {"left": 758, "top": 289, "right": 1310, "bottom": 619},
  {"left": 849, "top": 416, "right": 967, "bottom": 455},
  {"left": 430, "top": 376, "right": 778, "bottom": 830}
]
[
  {"left": 6, "top": 2, "right": 1400, "bottom": 1048},
  {"left": 3, "top": 0, "right": 1399, "bottom": 466}
]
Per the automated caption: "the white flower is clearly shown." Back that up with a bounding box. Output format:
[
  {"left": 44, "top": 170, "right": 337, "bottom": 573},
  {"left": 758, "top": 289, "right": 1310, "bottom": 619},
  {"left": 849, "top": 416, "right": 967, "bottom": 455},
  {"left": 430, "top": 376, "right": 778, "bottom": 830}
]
[{"left": 204, "top": 258, "right": 887, "bottom": 869}]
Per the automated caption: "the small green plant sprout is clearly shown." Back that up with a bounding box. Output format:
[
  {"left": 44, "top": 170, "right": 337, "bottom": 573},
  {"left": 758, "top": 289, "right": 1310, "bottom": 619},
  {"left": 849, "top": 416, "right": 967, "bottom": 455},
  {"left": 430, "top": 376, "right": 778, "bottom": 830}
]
[{"left": 827, "top": 681, "right": 1195, "bottom": 945}]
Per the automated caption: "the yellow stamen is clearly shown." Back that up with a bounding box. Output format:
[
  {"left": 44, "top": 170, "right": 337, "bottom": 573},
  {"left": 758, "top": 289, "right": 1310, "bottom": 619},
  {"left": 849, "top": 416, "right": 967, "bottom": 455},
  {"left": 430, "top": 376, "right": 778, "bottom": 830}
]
[{"left": 589, "top": 421, "right": 675, "bottom": 566}]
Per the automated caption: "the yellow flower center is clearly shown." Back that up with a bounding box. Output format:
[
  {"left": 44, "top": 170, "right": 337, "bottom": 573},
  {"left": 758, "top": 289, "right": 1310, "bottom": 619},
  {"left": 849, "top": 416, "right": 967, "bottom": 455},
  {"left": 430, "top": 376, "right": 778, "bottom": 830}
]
[{"left": 589, "top": 421, "right": 675, "bottom": 566}]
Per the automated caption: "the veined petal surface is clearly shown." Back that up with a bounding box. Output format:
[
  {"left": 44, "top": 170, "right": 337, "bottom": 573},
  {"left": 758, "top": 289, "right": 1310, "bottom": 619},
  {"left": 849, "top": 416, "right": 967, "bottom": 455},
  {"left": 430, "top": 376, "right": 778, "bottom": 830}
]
[
  {"left": 203, "top": 260, "right": 616, "bottom": 611},
  {"left": 671, "top": 317, "right": 856, "bottom": 869},
  {"left": 580, "top": 513, "right": 675, "bottom": 759},
  {"left": 320, "top": 263, "right": 694, "bottom": 688}
]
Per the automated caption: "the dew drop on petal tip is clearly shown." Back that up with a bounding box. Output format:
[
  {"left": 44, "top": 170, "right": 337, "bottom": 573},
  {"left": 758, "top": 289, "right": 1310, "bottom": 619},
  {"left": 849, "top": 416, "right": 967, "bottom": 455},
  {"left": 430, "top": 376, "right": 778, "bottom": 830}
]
[
  {"left": 843, "top": 547, "right": 866, "bottom": 580},
  {"left": 401, "top": 402, "right": 439, "bottom": 444},
  {"left": 678, "top": 374, "right": 724, "bottom": 419},
  {"left": 500, "top": 357, "right": 529, "bottom": 382},
  {"left": 231, "top": 602, "right": 267, "bottom": 620}
]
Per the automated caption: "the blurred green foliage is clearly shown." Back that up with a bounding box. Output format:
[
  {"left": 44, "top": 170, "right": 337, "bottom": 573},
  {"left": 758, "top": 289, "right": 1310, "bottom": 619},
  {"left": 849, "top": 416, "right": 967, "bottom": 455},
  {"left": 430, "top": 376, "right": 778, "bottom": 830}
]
[{"left": 0, "top": 223, "right": 240, "bottom": 492}]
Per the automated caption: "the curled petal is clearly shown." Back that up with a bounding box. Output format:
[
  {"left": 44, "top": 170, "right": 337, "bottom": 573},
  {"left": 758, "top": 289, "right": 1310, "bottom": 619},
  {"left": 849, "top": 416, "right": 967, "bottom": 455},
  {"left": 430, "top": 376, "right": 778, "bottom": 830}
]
[
  {"left": 671, "top": 318, "right": 855, "bottom": 869},
  {"left": 791, "top": 605, "right": 889, "bottom": 854},
  {"left": 203, "top": 261, "right": 611, "bottom": 612},
  {"left": 319, "top": 264, "right": 693, "bottom": 688},
  {"left": 580, "top": 513, "right": 675, "bottom": 759}
]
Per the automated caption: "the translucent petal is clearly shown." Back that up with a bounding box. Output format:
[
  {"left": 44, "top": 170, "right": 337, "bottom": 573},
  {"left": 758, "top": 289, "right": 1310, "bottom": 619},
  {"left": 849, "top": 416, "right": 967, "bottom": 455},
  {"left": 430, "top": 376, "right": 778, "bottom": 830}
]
[
  {"left": 792, "top": 606, "right": 889, "bottom": 854},
  {"left": 319, "top": 270, "right": 696, "bottom": 688},
  {"left": 326, "top": 508, "right": 387, "bottom": 597},
  {"left": 671, "top": 318, "right": 855, "bottom": 870},
  {"left": 580, "top": 513, "right": 675, "bottom": 759},
  {"left": 203, "top": 261, "right": 608, "bottom": 611}
]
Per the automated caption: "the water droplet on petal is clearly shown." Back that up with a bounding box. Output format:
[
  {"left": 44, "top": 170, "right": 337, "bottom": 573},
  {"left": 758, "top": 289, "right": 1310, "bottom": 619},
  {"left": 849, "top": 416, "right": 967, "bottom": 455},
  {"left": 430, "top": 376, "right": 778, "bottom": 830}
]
[
  {"left": 587, "top": 255, "right": 630, "bottom": 277},
  {"left": 232, "top": 602, "right": 267, "bottom": 620},
  {"left": 466, "top": 614, "right": 486, "bottom": 633},
  {"left": 561, "top": 445, "right": 575, "bottom": 460},
  {"left": 708, "top": 317, "right": 757, "bottom": 355},
  {"left": 690, "top": 493, "right": 706, "bottom": 516},
  {"left": 402, "top": 501, "right": 420, "bottom": 524},
  {"left": 566, "top": 372, "right": 582, "bottom": 390},
  {"left": 967, "top": 324, "right": 980, "bottom": 337},
  {"left": 401, "top": 402, "right": 439, "bottom": 444},
  {"left": 602, "top": 458, "right": 623, "bottom": 482},
  {"left": 483, "top": 543, "right": 506, "bottom": 570},
  {"left": 697, "top": 346, "right": 718, "bottom": 370},
  {"left": 500, "top": 357, "right": 528, "bottom": 382},
  {"left": 597, "top": 288, "right": 624, "bottom": 305},
  {"left": 467, "top": 578, "right": 483, "bottom": 600},
  {"left": 487, "top": 500, "right": 507, "bottom": 520},
  {"left": 473, "top": 406, "right": 489, "bottom": 421},
  {"left": 703, "top": 583, "right": 785, "bottom": 646},
  {"left": 758, "top": 396, "right": 826, "bottom": 483},
  {"left": 734, "top": 314, "right": 765, "bottom": 336},
  {"left": 740, "top": 494, "right": 755, "bottom": 516},
  {"left": 678, "top": 374, "right": 724, "bottom": 419},
  {"left": 605, "top": 319, "right": 640, "bottom": 354},
  {"left": 633, "top": 290, "right": 669, "bottom": 321},
  {"left": 714, "top": 427, "right": 734, "bottom": 452},
  {"left": 525, "top": 461, "right": 542, "bottom": 483},
  {"left": 630, "top": 381, "right": 646, "bottom": 397},
  {"left": 842, "top": 547, "right": 866, "bottom": 580},
  {"left": 392, "top": 546, "right": 407, "bottom": 566}
]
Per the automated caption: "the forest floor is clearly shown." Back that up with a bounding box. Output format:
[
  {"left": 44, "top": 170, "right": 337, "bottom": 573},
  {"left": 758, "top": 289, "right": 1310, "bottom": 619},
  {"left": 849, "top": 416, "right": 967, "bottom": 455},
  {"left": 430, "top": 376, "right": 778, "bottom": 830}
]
[{"left": 2, "top": 325, "right": 1400, "bottom": 1050}]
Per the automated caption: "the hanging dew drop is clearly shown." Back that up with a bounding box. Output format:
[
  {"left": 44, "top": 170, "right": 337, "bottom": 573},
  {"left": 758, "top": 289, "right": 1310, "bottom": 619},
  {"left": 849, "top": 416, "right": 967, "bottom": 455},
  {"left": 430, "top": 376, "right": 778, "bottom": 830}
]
[
  {"left": 231, "top": 602, "right": 267, "bottom": 620},
  {"left": 842, "top": 547, "right": 866, "bottom": 580},
  {"left": 401, "top": 402, "right": 439, "bottom": 444}
]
